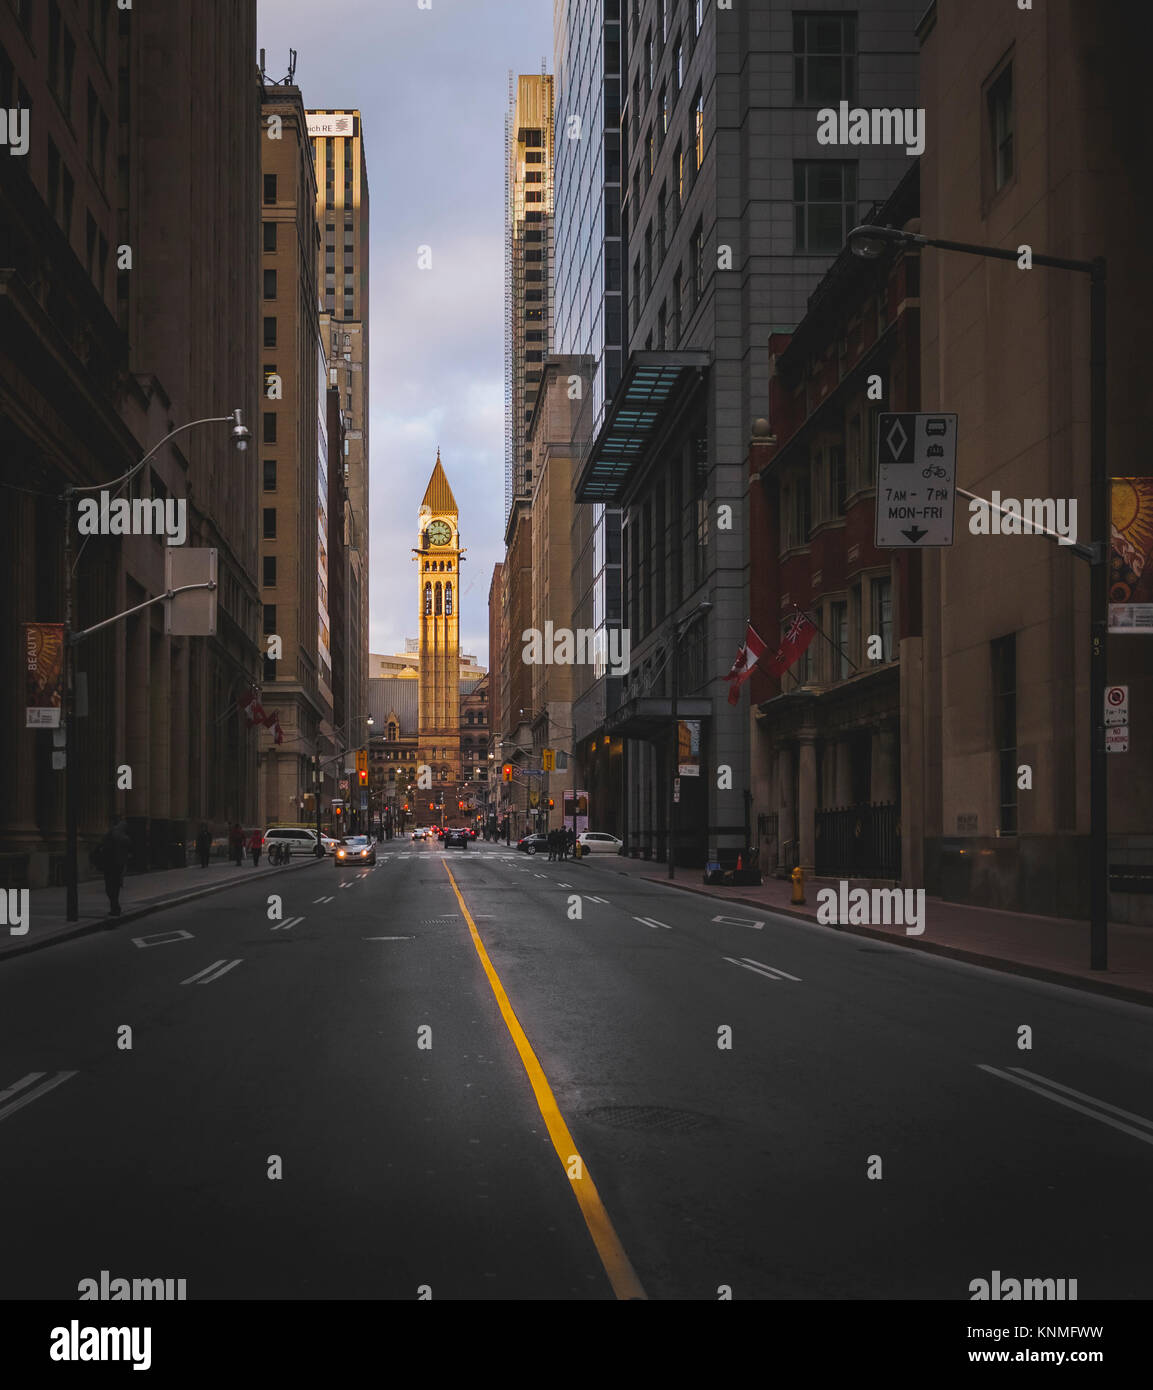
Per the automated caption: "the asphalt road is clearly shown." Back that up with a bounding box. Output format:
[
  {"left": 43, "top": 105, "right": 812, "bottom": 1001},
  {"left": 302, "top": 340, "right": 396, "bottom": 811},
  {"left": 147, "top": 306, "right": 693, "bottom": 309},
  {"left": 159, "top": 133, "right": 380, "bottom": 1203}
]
[{"left": 1, "top": 838, "right": 1151, "bottom": 1301}]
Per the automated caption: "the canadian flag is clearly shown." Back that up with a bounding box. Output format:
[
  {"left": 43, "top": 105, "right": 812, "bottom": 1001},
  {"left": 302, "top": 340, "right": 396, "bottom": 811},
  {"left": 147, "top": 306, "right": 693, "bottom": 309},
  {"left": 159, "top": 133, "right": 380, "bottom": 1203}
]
[
  {"left": 723, "top": 624, "right": 768, "bottom": 705},
  {"left": 262, "top": 710, "right": 285, "bottom": 745},
  {"left": 238, "top": 690, "right": 267, "bottom": 726}
]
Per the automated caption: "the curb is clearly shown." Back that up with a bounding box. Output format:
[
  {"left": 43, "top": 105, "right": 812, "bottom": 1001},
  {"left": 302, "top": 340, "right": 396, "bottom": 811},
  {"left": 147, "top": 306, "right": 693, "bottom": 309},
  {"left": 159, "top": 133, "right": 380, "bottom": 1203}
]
[
  {"left": 1, "top": 857, "right": 327, "bottom": 963},
  {"left": 635, "top": 875, "right": 1153, "bottom": 1009}
]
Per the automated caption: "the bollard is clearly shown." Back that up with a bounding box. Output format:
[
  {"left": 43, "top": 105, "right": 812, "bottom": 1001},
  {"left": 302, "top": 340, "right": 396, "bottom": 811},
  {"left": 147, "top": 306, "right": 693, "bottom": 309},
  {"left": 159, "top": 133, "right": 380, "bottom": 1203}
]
[{"left": 790, "top": 864, "right": 805, "bottom": 904}]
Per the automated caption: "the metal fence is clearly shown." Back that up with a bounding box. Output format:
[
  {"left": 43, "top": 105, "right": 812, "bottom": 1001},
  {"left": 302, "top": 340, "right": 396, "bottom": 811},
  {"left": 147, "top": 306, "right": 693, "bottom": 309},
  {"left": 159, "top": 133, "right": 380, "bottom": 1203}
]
[{"left": 815, "top": 803, "right": 900, "bottom": 879}]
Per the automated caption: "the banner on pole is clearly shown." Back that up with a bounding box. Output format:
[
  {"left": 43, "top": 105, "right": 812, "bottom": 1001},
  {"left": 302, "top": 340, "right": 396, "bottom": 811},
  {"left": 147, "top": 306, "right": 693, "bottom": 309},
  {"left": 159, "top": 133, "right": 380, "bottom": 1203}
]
[
  {"left": 25, "top": 622, "right": 64, "bottom": 728},
  {"left": 1109, "top": 478, "right": 1153, "bottom": 633}
]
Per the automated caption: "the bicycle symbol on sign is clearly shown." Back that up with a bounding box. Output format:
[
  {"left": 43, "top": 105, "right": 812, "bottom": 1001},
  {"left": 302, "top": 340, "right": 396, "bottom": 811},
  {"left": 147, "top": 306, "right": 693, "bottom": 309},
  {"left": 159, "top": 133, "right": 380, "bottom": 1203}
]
[{"left": 921, "top": 465, "right": 947, "bottom": 479}]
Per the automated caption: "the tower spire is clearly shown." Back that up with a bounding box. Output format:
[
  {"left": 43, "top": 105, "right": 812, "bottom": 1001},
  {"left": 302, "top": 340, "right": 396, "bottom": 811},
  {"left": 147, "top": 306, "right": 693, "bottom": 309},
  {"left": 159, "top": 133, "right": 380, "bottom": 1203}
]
[{"left": 421, "top": 452, "right": 458, "bottom": 514}]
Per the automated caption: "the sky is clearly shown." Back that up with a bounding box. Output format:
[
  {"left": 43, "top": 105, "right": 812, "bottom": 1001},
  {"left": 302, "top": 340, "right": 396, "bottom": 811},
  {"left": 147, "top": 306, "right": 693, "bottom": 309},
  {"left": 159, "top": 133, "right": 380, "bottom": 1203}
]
[{"left": 257, "top": 0, "right": 554, "bottom": 671}]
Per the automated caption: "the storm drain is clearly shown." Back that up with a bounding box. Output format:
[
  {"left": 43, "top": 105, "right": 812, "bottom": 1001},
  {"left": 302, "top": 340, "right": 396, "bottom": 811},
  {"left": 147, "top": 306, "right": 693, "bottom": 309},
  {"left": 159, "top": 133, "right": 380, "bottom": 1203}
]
[{"left": 580, "top": 1105, "right": 717, "bottom": 1134}]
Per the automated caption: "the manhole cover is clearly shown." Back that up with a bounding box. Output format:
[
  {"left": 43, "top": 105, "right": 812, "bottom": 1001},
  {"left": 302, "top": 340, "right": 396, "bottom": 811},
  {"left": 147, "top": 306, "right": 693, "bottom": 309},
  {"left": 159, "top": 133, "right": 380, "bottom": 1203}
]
[{"left": 581, "top": 1105, "right": 716, "bottom": 1134}]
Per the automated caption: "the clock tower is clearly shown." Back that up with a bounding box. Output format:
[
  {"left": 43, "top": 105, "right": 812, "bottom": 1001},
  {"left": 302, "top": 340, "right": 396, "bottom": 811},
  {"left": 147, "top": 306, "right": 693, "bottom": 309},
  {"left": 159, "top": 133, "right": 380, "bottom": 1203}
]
[{"left": 417, "top": 452, "right": 461, "bottom": 813}]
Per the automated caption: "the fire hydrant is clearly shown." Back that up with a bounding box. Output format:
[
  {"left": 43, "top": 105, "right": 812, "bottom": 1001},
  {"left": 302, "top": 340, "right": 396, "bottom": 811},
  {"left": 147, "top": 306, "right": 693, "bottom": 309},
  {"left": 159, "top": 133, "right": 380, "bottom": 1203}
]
[{"left": 790, "top": 864, "right": 805, "bottom": 904}]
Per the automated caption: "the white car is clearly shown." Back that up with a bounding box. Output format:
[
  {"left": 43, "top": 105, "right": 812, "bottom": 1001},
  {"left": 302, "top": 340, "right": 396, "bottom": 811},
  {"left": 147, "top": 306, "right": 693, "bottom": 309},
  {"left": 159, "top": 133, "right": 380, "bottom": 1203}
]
[
  {"left": 412, "top": 827, "right": 428, "bottom": 841},
  {"left": 264, "top": 827, "right": 323, "bottom": 858},
  {"left": 577, "top": 831, "right": 623, "bottom": 855}
]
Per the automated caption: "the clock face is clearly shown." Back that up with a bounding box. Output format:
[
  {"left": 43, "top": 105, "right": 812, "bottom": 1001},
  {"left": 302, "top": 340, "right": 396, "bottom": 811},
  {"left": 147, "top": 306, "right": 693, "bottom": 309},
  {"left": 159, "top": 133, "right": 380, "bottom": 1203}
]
[{"left": 428, "top": 519, "right": 452, "bottom": 547}]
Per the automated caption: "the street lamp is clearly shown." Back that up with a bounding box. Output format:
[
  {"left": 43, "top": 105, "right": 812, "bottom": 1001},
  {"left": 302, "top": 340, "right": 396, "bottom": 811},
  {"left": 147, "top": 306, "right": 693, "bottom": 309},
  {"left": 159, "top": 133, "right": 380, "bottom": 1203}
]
[
  {"left": 62, "top": 411, "right": 248, "bottom": 922},
  {"left": 668, "top": 601, "right": 712, "bottom": 880},
  {"left": 847, "top": 222, "right": 1107, "bottom": 969}
]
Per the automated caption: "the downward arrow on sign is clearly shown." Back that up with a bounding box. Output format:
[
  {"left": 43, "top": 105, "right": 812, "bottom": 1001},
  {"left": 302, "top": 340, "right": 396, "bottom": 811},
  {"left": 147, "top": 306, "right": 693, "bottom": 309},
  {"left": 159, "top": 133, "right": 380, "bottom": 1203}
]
[{"left": 902, "top": 525, "right": 928, "bottom": 543}]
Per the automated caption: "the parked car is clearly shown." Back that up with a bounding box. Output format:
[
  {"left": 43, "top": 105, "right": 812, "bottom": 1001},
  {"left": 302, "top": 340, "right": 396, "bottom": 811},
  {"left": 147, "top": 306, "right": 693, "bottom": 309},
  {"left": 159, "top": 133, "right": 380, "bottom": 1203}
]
[
  {"left": 577, "top": 831, "right": 623, "bottom": 855},
  {"left": 335, "top": 835, "right": 377, "bottom": 867},
  {"left": 264, "top": 827, "right": 323, "bottom": 859},
  {"left": 444, "top": 828, "right": 469, "bottom": 850},
  {"left": 516, "top": 833, "right": 550, "bottom": 856}
]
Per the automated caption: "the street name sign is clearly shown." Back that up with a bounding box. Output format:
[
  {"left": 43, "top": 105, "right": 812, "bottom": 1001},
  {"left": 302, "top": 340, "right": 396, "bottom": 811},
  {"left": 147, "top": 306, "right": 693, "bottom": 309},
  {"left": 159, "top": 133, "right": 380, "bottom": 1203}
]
[{"left": 874, "top": 413, "right": 957, "bottom": 548}]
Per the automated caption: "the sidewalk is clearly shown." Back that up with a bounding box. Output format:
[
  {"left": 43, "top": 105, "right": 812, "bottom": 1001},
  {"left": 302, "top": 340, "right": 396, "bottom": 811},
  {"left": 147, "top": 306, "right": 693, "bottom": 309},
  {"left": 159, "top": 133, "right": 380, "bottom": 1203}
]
[
  {"left": 576, "top": 851, "right": 1153, "bottom": 1007},
  {"left": 1, "top": 856, "right": 325, "bottom": 962}
]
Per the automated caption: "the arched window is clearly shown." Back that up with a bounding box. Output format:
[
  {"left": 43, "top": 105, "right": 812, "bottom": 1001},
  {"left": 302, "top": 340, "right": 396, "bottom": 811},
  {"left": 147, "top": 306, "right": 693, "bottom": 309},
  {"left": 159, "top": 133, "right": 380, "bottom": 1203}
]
[
  {"left": 434, "top": 582, "right": 442, "bottom": 615},
  {"left": 388, "top": 721, "right": 397, "bottom": 741},
  {"left": 424, "top": 582, "right": 432, "bottom": 615},
  {"left": 445, "top": 583, "right": 453, "bottom": 615}
]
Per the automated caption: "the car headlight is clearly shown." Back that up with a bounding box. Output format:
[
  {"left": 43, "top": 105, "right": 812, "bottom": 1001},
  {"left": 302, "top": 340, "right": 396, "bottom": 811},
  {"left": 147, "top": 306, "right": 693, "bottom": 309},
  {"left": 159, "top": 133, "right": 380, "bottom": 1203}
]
[
  {"left": 360, "top": 849, "right": 368, "bottom": 857},
  {"left": 337, "top": 850, "right": 345, "bottom": 858}
]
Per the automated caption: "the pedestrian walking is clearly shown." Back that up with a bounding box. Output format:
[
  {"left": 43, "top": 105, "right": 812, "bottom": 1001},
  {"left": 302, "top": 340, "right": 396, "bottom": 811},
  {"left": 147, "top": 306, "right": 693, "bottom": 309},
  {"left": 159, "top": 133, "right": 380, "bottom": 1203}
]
[
  {"left": 229, "top": 822, "right": 244, "bottom": 866},
  {"left": 94, "top": 817, "right": 131, "bottom": 917},
  {"left": 195, "top": 822, "right": 211, "bottom": 869},
  {"left": 249, "top": 828, "right": 263, "bottom": 867}
]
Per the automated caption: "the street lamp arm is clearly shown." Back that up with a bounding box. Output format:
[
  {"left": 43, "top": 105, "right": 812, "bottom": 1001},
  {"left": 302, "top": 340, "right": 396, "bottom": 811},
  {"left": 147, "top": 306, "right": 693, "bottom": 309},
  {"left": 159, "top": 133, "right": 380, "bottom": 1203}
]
[
  {"left": 64, "top": 413, "right": 245, "bottom": 499},
  {"left": 848, "top": 224, "right": 1094, "bottom": 275}
]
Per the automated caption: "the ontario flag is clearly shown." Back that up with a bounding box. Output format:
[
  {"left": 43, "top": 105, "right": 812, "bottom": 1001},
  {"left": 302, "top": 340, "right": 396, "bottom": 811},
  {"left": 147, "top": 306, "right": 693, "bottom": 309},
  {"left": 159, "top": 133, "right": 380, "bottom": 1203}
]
[{"left": 723, "top": 623, "right": 768, "bottom": 705}]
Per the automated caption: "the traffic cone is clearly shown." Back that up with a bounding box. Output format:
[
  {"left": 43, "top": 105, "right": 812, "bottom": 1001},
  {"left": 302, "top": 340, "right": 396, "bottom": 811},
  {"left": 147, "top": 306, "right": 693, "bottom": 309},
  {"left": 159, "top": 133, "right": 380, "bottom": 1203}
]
[{"left": 736, "top": 853, "right": 743, "bottom": 871}]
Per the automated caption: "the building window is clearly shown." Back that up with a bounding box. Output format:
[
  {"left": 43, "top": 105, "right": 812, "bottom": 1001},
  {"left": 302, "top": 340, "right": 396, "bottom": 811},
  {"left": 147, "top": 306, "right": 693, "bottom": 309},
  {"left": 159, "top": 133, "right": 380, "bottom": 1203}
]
[
  {"left": 695, "top": 0, "right": 703, "bottom": 36},
  {"left": 263, "top": 269, "right": 277, "bottom": 300},
  {"left": 264, "top": 656, "right": 277, "bottom": 683},
  {"left": 658, "top": 183, "right": 667, "bottom": 255},
  {"left": 694, "top": 86, "right": 704, "bottom": 169},
  {"left": 263, "top": 317, "right": 277, "bottom": 348},
  {"left": 263, "top": 604, "right": 277, "bottom": 635},
  {"left": 692, "top": 220, "right": 705, "bottom": 303},
  {"left": 658, "top": 301, "right": 667, "bottom": 349},
  {"left": 263, "top": 174, "right": 277, "bottom": 204},
  {"left": 424, "top": 583, "right": 433, "bottom": 616},
  {"left": 646, "top": 127, "right": 654, "bottom": 185},
  {"left": 793, "top": 12, "right": 857, "bottom": 106},
  {"left": 263, "top": 555, "right": 276, "bottom": 586},
  {"left": 263, "top": 508, "right": 277, "bottom": 540},
  {"left": 794, "top": 161, "right": 857, "bottom": 253},
  {"left": 987, "top": 63, "right": 1013, "bottom": 193},
  {"left": 263, "top": 412, "right": 276, "bottom": 444},
  {"left": 644, "top": 223, "right": 652, "bottom": 297},
  {"left": 992, "top": 632, "right": 1017, "bottom": 834},
  {"left": 263, "top": 458, "right": 277, "bottom": 491},
  {"left": 674, "top": 142, "right": 684, "bottom": 210},
  {"left": 263, "top": 222, "right": 277, "bottom": 252},
  {"left": 445, "top": 583, "right": 453, "bottom": 616},
  {"left": 871, "top": 576, "right": 892, "bottom": 662},
  {"left": 783, "top": 475, "right": 811, "bottom": 549},
  {"left": 659, "top": 83, "right": 668, "bottom": 141},
  {"left": 672, "top": 268, "right": 682, "bottom": 342},
  {"left": 436, "top": 582, "right": 444, "bottom": 615},
  {"left": 647, "top": 29, "right": 654, "bottom": 92},
  {"left": 675, "top": 36, "right": 684, "bottom": 91},
  {"left": 826, "top": 445, "right": 846, "bottom": 518}
]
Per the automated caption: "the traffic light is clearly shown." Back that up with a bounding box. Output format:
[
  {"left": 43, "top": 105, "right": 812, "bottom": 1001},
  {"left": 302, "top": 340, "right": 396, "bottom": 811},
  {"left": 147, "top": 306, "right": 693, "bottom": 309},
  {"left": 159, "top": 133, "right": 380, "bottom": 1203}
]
[
  {"left": 334, "top": 805, "right": 342, "bottom": 818},
  {"left": 502, "top": 764, "right": 513, "bottom": 783},
  {"left": 358, "top": 769, "right": 368, "bottom": 786},
  {"left": 356, "top": 748, "right": 367, "bottom": 778},
  {"left": 429, "top": 802, "right": 434, "bottom": 811},
  {"left": 548, "top": 798, "right": 554, "bottom": 809},
  {"left": 542, "top": 748, "right": 555, "bottom": 771}
]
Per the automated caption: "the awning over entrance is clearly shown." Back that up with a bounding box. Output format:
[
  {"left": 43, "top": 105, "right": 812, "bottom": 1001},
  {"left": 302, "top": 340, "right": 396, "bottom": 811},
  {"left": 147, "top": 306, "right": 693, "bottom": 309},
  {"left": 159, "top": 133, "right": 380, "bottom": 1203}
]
[
  {"left": 574, "top": 350, "right": 711, "bottom": 503},
  {"left": 605, "top": 696, "right": 712, "bottom": 740}
]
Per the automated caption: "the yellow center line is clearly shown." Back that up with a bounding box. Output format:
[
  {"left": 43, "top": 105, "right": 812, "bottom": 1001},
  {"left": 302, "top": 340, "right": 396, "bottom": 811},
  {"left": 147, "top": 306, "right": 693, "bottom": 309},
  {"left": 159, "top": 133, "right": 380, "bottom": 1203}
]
[{"left": 443, "top": 860, "right": 647, "bottom": 1301}]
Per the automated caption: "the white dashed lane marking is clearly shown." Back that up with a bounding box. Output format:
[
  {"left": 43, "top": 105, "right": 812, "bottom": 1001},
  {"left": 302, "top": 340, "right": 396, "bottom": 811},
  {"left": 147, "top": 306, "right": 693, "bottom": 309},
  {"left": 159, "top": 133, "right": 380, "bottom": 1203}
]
[
  {"left": 181, "top": 959, "right": 243, "bottom": 985},
  {"left": 0, "top": 1071, "right": 79, "bottom": 1125},
  {"left": 723, "top": 957, "right": 802, "bottom": 983}
]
